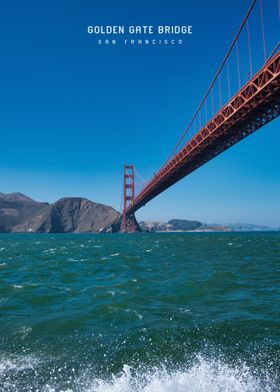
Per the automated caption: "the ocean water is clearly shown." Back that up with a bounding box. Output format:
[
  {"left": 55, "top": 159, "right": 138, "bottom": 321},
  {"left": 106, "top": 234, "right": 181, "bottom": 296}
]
[{"left": 0, "top": 232, "right": 279, "bottom": 391}]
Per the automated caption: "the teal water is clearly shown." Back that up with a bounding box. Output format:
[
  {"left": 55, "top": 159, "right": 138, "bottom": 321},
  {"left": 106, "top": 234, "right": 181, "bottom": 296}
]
[{"left": 0, "top": 232, "right": 279, "bottom": 391}]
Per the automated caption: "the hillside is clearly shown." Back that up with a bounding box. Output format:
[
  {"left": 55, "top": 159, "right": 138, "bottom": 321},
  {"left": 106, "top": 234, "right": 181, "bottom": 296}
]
[
  {"left": 0, "top": 193, "right": 121, "bottom": 233},
  {"left": 139, "top": 219, "right": 202, "bottom": 232},
  {"left": 12, "top": 197, "right": 121, "bottom": 233},
  {"left": 0, "top": 193, "right": 49, "bottom": 232}
]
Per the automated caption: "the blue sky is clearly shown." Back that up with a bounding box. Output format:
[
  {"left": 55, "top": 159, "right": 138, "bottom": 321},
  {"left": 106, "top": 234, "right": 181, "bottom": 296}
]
[{"left": 0, "top": 0, "right": 279, "bottom": 226}]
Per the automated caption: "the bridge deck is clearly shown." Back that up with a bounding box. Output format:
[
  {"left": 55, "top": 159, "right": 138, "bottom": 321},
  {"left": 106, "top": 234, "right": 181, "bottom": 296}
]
[{"left": 126, "top": 52, "right": 280, "bottom": 215}]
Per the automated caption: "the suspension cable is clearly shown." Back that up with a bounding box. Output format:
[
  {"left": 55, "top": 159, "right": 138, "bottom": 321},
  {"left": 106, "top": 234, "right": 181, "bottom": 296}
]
[
  {"left": 268, "top": 40, "right": 280, "bottom": 60},
  {"left": 162, "top": 0, "right": 257, "bottom": 166}
]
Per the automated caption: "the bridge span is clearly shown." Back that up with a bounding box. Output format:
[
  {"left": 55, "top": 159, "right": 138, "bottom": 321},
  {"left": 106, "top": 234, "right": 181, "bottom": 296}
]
[{"left": 120, "top": 0, "right": 280, "bottom": 232}]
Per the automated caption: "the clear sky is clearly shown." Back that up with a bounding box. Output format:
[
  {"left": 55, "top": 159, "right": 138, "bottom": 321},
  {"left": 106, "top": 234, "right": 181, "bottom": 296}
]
[{"left": 0, "top": 0, "right": 279, "bottom": 226}]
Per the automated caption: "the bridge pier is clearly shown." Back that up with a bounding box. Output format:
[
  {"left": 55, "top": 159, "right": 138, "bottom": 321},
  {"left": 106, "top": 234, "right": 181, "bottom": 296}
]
[
  {"left": 120, "top": 165, "right": 140, "bottom": 232},
  {"left": 120, "top": 213, "right": 138, "bottom": 232}
]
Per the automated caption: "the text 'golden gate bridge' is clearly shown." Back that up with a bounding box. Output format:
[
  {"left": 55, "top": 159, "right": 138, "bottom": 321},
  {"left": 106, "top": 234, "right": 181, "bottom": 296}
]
[{"left": 120, "top": 0, "right": 280, "bottom": 232}]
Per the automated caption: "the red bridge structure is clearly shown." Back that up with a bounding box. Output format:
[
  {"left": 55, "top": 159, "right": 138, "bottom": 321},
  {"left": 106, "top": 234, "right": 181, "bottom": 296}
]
[{"left": 120, "top": 0, "right": 280, "bottom": 232}]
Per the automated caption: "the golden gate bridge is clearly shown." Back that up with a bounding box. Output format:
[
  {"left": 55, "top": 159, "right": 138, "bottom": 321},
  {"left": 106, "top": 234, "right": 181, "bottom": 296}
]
[{"left": 120, "top": 0, "right": 280, "bottom": 232}]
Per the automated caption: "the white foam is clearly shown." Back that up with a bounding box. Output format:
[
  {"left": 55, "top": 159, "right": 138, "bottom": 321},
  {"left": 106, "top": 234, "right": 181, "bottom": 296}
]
[
  {"left": 16, "top": 326, "right": 32, "bottom": 340},
  {"left": 83, "top": 358, "right": 274, "bottom": 392},
  {"left": 0, "top": 355, "right": 275, "bottom": 392},
  {"left": 0, "top": 354, "right": 40, "bottom": 375},
  {"left": 42, "top": 248, "right": 57, "bottom": 254}
]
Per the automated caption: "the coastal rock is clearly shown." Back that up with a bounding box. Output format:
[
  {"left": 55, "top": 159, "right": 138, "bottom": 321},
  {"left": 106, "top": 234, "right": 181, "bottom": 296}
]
[
  {"left": 0, "top": 193, "right": 49, "bottom": 232},
  {"left": 12, "top": 197, "right": 121, "bottom": 233}
]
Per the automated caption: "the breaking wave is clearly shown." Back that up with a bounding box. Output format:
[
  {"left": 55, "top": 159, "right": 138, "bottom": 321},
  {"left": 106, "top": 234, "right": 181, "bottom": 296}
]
[{"left": 0, "top": 355, "right": 277, "bottom": 392}]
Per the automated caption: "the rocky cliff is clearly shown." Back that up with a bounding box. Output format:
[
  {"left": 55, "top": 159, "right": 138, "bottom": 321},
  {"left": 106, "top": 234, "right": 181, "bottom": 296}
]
[
  {"left": 0, "top": 193, "right": 121, "bottom": 233},
  {"left": 0, "top": 193, "right": 49, "bottom": 232},
  {"left": 13, "top": 197, "right": 121, "bottom": 233}
]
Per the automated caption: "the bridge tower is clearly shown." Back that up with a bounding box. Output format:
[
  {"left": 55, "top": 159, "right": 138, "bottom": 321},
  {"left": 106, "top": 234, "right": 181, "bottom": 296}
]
[{"left": 120, "top": 165, "right": 137, "bottom": 232}]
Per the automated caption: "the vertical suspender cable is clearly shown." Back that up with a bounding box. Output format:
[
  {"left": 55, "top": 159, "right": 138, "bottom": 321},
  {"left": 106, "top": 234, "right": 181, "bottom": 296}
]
[
  {"left": 162, "top": 0, "right": 257, "bottom": 165},
  {"left": 134, "top": 167, "right": 148, "bottom": 186},
  {"left": 246, "top": 20, "right": 253, "bottom": 77},
  {"left": 236, "top": 40, "right": 241, "bottom": 89},
  {"left": 218, "top": 74, "right": 222, "bottom": 108},
  {"left": 211, "top": 88, "right": 214, "bottom": 117},
  {"left": 259, "top": 0, "right": 267, "bottom": 62},
  {"left": 205, "top": 99, "right": 208, "bottom": 123},
  {"left": 226, "top": 58, "right": 231, "bottom": 100}
]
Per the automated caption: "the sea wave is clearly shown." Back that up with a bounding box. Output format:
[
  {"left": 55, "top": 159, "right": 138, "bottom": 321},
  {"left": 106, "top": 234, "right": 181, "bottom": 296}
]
[
  {"left": 0, "top": 354, "right": 40, "bottom": 376},
  {"left": 86, "top": 359, "right": 275, "bottom": 392},
  {"left": 0, "top": 355, "right": 276, "bottom": 392}
]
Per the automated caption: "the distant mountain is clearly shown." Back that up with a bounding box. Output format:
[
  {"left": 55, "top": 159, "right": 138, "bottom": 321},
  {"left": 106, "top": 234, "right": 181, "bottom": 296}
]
[
  {"left": 0, "top": 192, "right": 34, "bottom": 202},
  {"left": 12, "top": 197, "right": 121, "bottom": 233},
  {"left": 140, "top": 219, "right": 202, "bottom": 232},
  {"left": 139, "top": 219, "right": 278, "bottom": 232},
  {"left": 221, "top": 223, "right": 279, "bottom": 231},
  {"left": 168, "top": 219, "right": 202, "bottom": 231},
  {"left": 0, "top": 193, "right": 49, "bottom": 232}
]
